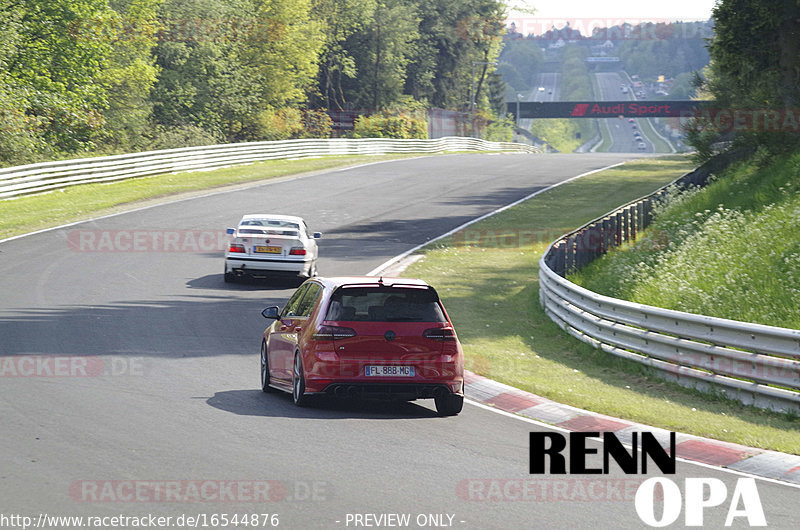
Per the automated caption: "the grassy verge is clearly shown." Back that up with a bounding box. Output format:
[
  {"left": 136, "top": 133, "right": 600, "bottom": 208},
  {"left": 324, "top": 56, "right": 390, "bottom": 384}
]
[
  {"left": 594, "top": 119, "right": 614, "bottom": 152},
  {"left": 640, "top": 118, "right": 674, "bottom": 153},
  {"left": 572, "top": 150, "right": 800, "bottom": 329},
  {"left": 0, "top": 154, "right": 424, "bottom": 240},
  {"left": 405, "top": 154, "right": 800, "bottom": 454},
  {"left": 529, "top": 119, "right": 585, "bottom": 153}
]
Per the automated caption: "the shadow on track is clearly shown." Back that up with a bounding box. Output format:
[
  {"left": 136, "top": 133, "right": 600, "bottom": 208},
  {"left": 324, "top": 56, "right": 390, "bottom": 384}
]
[
  {"left": 187, "top": 274, "right": 304, "bottom": 291},
  {"left": 206, "top": 389, "right": 441, "bottom": 420}
]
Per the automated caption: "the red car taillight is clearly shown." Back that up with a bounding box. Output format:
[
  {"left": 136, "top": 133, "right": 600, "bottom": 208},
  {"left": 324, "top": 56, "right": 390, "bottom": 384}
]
[
  {"left": 312, "top": 325, "right": 357, "bottom": 340},
  {"left": 423, "top": 327, "right": 456, "bottom": 341},
  {"left": 289, "top": 247, "right": 307, "bottom": 255},
  {"left": 228, "top": 243, "right": 245, "bottom": 253}
]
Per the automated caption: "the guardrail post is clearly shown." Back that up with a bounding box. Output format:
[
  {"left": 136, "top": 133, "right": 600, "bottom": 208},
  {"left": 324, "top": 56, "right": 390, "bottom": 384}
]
[
  {"left": 636, "top": 201, "right": 645, "bottom": 233},
  {"left": 578, "top": 228, "right": 591, "bottom": 269},
  {"left": 619, "top": 208, "right": 626, "bottom": 243},
  {"left": 565, "top": 235, "right": 576, "bottom": 274},
  {"left": 548, "top": 240, "right": 566, "bottom": 276},
  {"left": 625, "top": 206, "right": 633, "bottom": 243},
  {"left": 600, "top": 217, "right": 610, "bottom": 254},
  {"left": 588, "top": 223, "right": 602, "bottom": 262},
  {"left": 643, "top": 198, "right": 654, "bottom": 225},
  {"left": 630, "top": 205, "right": 638, "bottom": 241}
]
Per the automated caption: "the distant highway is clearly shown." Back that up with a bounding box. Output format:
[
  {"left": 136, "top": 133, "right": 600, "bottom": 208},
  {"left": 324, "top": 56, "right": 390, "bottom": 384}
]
[
  {"left": 517, "top": 73, "right": 560, "bottom": 133},
  {"left": 593, "top": 72, "right": 669, "bottom": 153}
]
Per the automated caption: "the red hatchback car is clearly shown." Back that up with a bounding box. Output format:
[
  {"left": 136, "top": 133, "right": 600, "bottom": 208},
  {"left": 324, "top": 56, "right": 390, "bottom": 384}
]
[{"left": 260, "top": 276, "right": 464, "bottom": 416}]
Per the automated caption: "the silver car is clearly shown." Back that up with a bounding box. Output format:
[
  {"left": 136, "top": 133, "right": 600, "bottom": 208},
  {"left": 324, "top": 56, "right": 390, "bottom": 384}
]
[{"left": 224, "top": 214, "right": 321, "bottom": 282}]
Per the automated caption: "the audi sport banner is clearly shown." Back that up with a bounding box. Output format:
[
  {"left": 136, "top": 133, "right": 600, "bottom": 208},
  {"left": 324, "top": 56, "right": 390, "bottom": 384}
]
[{"left": 508, "top": 101, "right": 705, "bottom": 119}]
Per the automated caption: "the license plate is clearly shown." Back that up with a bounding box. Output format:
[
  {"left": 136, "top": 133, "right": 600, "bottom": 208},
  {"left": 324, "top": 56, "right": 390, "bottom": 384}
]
[
  {"left": 254, "top": 245, "right": 281, "bottom": 254},
  {"left": 365, "top": 365, "right": 415, "bottom": 377}
]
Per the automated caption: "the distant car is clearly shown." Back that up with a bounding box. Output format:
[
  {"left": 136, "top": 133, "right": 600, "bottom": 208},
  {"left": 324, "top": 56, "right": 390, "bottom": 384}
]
[
  {"left": 224, "top": 214, "right": 320, "bottom": 282},
  {"left": 628, "top": 118, "right": 635, "bottom": 123},
  {"left": 538, "top": 86, "right": 545, "bottom": 92},
  {"left": 547, "top": 90, "right": 552, "bottom": 95},
  {"left": 259, "top": 276, "right": 465, "bottom": 416},
  {"left": 637, "top": 142, "right": 647, "bottom": 150}
]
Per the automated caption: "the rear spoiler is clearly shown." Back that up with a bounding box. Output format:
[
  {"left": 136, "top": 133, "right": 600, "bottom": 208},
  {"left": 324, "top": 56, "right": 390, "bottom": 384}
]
[{"left": 336, "top": 283, "right": 440, "bottom": 301}]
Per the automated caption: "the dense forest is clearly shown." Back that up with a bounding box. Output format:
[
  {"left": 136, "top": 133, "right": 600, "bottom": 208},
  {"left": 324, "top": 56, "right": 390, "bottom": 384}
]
[{"left": 0, "top": 0, "right": 505, "bottom": 166}]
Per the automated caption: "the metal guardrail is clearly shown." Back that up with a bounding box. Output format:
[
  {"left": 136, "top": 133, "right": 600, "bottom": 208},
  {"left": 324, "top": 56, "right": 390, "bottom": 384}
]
[
  {"left": 539, "top": 159, "right": 800, "bottom": 414},
  {"left": 0, "top": 137, "right": 538, "bottom": 199}
]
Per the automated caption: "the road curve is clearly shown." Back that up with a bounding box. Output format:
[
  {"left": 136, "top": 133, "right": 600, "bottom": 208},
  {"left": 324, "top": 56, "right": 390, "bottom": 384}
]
[{"left": 1, "top": 154, "right": 797, "bottom": 529}]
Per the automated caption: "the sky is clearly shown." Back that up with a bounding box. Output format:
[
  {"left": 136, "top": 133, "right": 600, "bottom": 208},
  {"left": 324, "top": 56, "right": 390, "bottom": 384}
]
[{"left": 506, "top": 0, "right": 718, "bottom": 34}]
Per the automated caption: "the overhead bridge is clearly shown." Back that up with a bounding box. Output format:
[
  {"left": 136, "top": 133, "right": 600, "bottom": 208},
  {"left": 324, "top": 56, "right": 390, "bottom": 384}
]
[{"left": 508, "top": 100, "right": 706, "bottom": 120}]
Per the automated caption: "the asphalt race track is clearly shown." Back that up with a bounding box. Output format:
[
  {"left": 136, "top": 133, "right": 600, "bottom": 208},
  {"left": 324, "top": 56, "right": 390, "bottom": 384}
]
[{"left": 1, "top": 154, "right": 797, "bottom": 529}]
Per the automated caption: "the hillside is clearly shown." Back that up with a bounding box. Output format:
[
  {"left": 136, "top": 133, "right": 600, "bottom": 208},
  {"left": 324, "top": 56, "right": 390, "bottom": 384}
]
[{"left": 570, "top": 149, "right": 800, "bottom": 329}]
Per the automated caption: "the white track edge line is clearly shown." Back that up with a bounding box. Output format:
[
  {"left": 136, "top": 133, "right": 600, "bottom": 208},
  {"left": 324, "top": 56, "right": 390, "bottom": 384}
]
[
  {"left": 357, "top": 154, "right": 799, "bottom": 490},
  {"left": 366, "top": 161, "right": 626, "bottom": 276},
  {"left": 465, "top": 400, "right": 800, "bottom": 490}
]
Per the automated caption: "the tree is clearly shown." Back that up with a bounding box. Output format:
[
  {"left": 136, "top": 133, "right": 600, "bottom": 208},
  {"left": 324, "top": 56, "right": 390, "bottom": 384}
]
[
  {"left": 99, "top": 0, "right": 162, "bottom": 150},
  {"left": 342, "top": 1, "right": 419, "bottom": 110},
  {"left": 486, "top": 71, "right": 507, "bottom": 117},
  {"left": 669, "top": 72, "right": 695, "bottom": 100},
  {"left": 8, "top": 0, "right": 116, "bottom": 152},
  {"left": 498, "top": 38, "right": 544, "bottom": 91},
  {"left": 152, "top": 0, "right": 324, "bottom": 141},
  {"left": 408, "top": 0, "right": 505, "bottom": 110},
  {"left": 0, "top": 4, "right": 42, "bottom": 164},
  {"left": 692, "top": 0, "right": 800, "bottom": 155},
  {"left": 311, "top": 0, "right": 375, "bottom": 110},
  {"left": 709, "top": 0, "right": 800, "bottom": 108}
]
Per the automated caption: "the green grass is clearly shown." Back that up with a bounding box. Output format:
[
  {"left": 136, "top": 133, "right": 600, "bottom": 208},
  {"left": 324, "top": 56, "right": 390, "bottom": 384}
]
[
  {"left": 529, "top": 119, "right": 584, "bottom": 153},
  {"left": 594, "top": 118, "right": 614, "bottom": 152},
  {"left": 0, "top": 154, "right": 424, "bottom": 240},
  {"left": 572, "top": 150, "right": 800, "bottom": 329},
  {"left": 639, "top": 118, "right": 674, "bottom": 153},
  {"left": 405, "top": 154, "right": 800, "bottom": 455}
]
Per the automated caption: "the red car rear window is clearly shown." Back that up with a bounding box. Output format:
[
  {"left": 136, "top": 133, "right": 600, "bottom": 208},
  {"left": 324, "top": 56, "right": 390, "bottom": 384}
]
[{"left": 325, "top": 286, "right": 446, "bottom": 322}]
